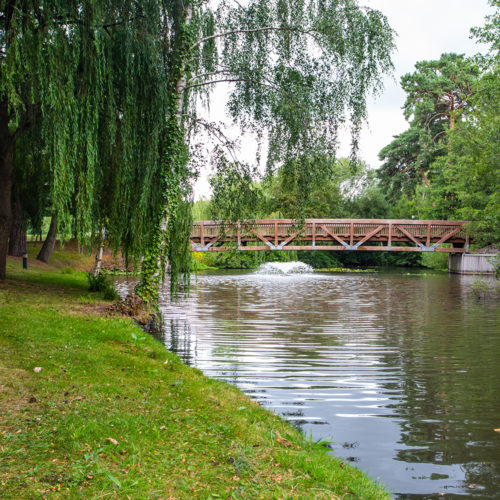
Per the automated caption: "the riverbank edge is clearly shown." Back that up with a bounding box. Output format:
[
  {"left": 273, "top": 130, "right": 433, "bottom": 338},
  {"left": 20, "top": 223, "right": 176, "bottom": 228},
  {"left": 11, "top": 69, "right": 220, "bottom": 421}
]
[{"left": 0, "top": 255, "right": 391, "bottom": 499}]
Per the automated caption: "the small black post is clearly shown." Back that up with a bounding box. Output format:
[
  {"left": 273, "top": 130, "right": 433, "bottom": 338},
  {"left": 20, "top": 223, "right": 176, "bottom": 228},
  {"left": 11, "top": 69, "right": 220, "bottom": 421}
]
[{"left": 22, "top": 252, "right": 28, "bottom": 270}]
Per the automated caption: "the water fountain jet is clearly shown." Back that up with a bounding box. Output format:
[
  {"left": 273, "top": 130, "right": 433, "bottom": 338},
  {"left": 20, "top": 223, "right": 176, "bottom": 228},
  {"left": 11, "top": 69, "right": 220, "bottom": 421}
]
[{"left": 256, "top": 261, "right": 313, "bottom": 275}]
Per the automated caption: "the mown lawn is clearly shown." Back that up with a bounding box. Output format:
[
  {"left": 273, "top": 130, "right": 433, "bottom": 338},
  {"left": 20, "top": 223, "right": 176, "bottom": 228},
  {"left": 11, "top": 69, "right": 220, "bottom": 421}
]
[{"left": 0, "top": 251, "right": 391, "bottom": 499}]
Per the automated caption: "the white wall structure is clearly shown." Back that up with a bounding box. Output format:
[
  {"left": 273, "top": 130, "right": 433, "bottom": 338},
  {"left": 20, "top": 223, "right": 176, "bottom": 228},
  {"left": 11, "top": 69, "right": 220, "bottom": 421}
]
[{"left": 449, "top": 254, "right": 498, "bottom": 275}]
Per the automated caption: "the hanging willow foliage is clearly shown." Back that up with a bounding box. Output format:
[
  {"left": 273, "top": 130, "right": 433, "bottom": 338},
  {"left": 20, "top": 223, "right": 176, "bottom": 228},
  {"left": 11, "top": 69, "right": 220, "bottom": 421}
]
[
  {"left": 180, "top": 0, "right": 395, "bottom": 228},
  {"left": 0, "top": 1, "right": 194, "bottom": 283},
  {"left": 1, "top": 0, "right": 395, "bottom": 300}
]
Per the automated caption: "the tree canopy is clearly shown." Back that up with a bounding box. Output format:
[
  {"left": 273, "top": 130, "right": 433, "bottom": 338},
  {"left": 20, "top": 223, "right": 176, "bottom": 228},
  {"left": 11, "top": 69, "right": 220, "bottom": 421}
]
[{"left": 1, "top": 0, "right": 176, "bottom": 281}]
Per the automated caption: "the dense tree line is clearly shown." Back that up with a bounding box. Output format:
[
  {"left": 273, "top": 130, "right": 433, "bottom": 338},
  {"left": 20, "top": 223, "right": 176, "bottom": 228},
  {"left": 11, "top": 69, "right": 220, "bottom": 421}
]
[{"left": 379, "top": 1, "right": 499, "bottom": 247}]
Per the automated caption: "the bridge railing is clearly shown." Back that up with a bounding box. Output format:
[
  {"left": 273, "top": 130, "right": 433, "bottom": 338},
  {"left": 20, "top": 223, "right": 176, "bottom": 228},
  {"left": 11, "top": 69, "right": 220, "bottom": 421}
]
[{"left": 190, "top": 219, "right": 470, "bottom": 253}]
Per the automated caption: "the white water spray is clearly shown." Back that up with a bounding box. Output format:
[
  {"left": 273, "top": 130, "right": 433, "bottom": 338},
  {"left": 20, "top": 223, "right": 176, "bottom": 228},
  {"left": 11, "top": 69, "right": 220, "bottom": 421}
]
[{"left": 255, "top": 261, "right": 314, "bottom": 275}]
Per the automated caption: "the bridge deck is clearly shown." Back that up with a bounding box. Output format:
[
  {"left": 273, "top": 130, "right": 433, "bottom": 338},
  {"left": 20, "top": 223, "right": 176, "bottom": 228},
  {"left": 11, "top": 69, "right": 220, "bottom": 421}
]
[{"left": 191, "top": 219, "right": 470, "bottom": 253}]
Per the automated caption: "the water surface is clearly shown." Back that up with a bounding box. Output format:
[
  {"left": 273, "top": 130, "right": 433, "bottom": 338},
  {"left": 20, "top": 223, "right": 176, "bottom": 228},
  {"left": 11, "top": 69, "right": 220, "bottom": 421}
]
[{"left": 158, "top": 268, "right": 500, "bottom": 498}]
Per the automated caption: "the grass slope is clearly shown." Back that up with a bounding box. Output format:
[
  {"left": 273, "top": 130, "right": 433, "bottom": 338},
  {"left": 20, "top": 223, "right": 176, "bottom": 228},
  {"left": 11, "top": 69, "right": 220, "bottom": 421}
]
[{"left": 0, "top": 253, "right": 390, "bottom": 499}]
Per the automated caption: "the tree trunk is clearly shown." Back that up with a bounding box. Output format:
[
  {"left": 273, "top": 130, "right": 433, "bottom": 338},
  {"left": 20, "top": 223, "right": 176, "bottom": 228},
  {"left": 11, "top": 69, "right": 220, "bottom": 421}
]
[
  {"left": 449, "top": 93, "right": 455, "bottom": 131},
  {"left": 418, "top": 164, "right": 431, "bottom": 189},
  {"left": 8, "top": 187, "right": 27, "bottom": 257},
  {"left": 36, "top": 213, "right": 57, "bottom": 263},
  {"left": 137, "top": 3, "right": 193, "bottom": 300},
  {"left": 92, "top": 227, "right": 105, "bottom": 276},
  {"left": 0, "top": 100, "right": 15, "bottom": 280}
]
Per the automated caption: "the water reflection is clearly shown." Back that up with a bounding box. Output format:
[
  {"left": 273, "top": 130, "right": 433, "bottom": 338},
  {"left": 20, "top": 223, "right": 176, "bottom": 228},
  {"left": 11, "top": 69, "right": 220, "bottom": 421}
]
[{"left": 159, "top": 270, "right": 500, "bottom": 498}]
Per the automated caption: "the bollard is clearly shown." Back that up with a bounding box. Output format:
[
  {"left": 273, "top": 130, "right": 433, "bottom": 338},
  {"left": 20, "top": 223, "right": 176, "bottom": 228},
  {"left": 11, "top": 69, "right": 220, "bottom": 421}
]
[{"left": 22, "top": 253, "right": 28, "bottom": 270}]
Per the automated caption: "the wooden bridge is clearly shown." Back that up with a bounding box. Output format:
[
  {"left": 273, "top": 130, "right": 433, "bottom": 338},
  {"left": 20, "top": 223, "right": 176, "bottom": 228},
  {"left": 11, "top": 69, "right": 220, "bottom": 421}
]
[{"left": 190, "top": 219, "right": 470, "bottom": 253}]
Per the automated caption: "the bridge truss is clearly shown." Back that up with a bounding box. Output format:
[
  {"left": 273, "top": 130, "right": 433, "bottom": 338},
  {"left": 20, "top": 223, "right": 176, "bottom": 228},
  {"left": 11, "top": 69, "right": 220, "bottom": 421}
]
[{"left": 190, "top": 219, "right": 470, "bottom": 253}]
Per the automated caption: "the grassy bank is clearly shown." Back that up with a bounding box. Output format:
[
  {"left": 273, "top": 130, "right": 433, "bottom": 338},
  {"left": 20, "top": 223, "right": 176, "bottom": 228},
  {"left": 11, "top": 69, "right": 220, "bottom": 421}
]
[{"left": 0, "top": 251, "right": 390, "bottom": 499}]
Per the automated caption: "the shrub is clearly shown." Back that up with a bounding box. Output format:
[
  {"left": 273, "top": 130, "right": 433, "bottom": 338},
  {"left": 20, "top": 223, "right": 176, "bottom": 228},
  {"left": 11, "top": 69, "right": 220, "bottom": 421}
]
[
  {"left": 87, "top": 272, "right": 119, "bottom": 301},
  {"left": 421, "top": 252, "right": 448, "bottom": 271}
]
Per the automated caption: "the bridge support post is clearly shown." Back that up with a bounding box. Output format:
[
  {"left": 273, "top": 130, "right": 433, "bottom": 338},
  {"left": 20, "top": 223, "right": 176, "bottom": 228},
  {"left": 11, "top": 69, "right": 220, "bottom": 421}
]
[{"left": 448, "top": 253, "right": 497, "bottom": 274}]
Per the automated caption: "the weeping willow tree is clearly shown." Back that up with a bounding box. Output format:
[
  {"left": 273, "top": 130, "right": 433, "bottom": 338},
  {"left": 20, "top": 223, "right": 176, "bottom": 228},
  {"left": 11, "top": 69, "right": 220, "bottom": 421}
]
[
  {"left": 1, "top": 0, "right": 395, "bottom": 301},
  {"left": 0, "top": 1, "right": 187, "bottom": 283}
]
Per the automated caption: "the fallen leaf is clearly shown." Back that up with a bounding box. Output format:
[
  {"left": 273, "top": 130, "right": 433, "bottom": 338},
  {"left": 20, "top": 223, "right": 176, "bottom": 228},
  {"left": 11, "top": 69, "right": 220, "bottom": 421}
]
[
  {"left": 106, "top": 437, "right": 118, "bottom": 446},
  {"left": 276, "top": 432, "right": 294, "bottom": 448}
]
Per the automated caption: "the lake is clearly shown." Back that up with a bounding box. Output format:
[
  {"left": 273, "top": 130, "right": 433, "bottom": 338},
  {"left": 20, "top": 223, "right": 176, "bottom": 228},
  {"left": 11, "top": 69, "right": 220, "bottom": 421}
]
[{"left": 157, "top": 266, "right": 500, "bottom": 498}]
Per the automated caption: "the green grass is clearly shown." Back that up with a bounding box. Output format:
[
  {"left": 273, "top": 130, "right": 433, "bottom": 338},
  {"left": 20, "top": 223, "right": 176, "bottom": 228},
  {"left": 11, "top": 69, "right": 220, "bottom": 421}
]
[{"left": 0, "top": 254, "right": 391, "bottom": 499}]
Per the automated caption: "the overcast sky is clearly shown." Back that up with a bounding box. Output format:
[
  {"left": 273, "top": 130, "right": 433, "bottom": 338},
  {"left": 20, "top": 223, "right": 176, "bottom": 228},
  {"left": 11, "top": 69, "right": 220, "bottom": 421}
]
[
  {"left": 194, "top": 0, "right": 494, "bottom": 198},
  {"left": 343, "top": 0, "right": 494, "bottom": 165}
]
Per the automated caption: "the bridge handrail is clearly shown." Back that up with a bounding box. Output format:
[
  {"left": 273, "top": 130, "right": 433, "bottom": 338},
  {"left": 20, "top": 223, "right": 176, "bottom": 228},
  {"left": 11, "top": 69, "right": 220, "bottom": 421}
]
[{"left": 193, "top": 218, "right": 469, "bottom": 225}]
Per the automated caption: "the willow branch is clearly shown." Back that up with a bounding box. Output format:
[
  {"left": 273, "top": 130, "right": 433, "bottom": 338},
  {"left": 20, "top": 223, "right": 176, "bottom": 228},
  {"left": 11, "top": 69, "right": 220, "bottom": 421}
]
[
  {"left": 189, "top": 25, "right": 322, "bottom": 52},
  {"left": 184, "top": 78, "right": 249, "bottom": 91},
  {"left": 187, "top": 70, "right": 233, "bottom": 84},
  {"left": 186, "top": 114, "right": 240, "bottom": 163},
  {"left": 184, "top": 75, "right": 280, "bottom": 93},
  {"left": 185, "top": 70, "right": 282, "bottom": 92},
  {"left": 53, "top": 15, "right": 146, "bottom": 31}
]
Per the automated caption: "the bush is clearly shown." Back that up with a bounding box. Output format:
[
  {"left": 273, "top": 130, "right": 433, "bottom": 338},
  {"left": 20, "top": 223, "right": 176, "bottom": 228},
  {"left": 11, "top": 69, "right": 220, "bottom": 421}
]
[
  {"left": 87, "top": 272, "right": 107, "bottom": 291},
  {"left": 87, "top": 272, "right": 119, "bottom": 300},
  {"left": 421, "top": 252, "right": 448, "bottom": 271},
  {"left": 298, "top": 251, "right": 342, "bottom": 269}
]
